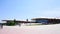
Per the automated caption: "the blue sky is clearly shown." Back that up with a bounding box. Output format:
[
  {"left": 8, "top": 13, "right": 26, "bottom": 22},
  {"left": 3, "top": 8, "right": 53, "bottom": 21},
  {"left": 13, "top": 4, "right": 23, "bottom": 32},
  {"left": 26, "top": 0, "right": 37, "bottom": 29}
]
[{"left": 0, "top": 0, "right": 60, "bottom": 20}]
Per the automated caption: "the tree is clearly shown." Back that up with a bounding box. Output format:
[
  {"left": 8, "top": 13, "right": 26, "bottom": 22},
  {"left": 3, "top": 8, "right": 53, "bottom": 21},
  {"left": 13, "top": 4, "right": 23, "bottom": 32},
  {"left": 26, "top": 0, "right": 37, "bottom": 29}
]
[{"left": 6, "top": 19, "right": 16, "bottom": 26}]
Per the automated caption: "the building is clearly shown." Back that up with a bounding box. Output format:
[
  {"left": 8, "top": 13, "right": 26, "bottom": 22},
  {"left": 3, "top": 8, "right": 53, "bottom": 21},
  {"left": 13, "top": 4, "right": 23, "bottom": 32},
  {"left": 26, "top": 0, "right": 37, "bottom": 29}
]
[
  {"left": 31, "top": 18, "right": 60, "bottom": 24},
  {"left": 1, "top": 18, "right": 60, "bottom": 26},
  {"left": 2, "top": 20, "right": 31, "bottom": 26}
]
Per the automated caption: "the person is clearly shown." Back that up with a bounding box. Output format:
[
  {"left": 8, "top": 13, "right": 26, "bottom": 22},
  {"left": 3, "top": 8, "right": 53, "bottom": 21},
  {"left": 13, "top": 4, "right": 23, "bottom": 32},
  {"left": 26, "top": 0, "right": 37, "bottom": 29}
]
[{"left": 0, "top": 23, "right": 3, "bottom": 29}]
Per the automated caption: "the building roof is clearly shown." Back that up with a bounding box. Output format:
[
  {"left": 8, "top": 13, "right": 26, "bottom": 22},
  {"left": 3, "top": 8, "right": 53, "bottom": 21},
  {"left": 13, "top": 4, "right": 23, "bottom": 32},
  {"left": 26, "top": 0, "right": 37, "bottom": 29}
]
[
  {"left": 2, "top": 20, "right": 31, "bottom": 23},
  {"left": 2, "top": 20, "right": 21, "bottom": 21},
  {"left": 31, "top": 18, "right": 60, "bottom": 20}
]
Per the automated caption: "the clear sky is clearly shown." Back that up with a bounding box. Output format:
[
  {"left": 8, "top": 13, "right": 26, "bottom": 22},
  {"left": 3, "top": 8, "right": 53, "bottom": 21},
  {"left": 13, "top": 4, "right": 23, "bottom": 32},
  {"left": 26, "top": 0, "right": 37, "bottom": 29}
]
[{"left": 0, "top": 0, "right": 60, "bottom": 20}]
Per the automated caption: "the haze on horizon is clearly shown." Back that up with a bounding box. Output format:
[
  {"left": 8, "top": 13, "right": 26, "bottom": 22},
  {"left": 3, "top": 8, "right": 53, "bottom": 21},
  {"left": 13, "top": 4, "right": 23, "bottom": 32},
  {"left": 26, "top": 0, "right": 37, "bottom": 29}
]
[{"left": 0, "top": 0, "right": 60, "bottom": 20}]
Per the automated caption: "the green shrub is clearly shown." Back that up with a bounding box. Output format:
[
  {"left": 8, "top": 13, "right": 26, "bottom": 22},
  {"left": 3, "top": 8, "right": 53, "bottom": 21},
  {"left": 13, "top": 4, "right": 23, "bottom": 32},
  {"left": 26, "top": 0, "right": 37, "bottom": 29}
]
[{"left": 6, "top": 21, "right": 16, "bottom": 26}]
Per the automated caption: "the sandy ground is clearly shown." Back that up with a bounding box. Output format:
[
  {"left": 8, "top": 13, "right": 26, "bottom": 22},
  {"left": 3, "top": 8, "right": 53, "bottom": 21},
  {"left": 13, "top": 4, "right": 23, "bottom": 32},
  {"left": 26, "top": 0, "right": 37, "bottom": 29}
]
[{"left": 0, "top": 24, "right": 60, "bottom": 34}]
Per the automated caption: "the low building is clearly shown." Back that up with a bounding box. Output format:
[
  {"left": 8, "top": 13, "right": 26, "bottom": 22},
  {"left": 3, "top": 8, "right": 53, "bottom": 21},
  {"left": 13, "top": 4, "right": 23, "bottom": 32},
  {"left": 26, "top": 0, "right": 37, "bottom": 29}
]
[
  {"left": 31, "top": 18, "right": 60, "bottom": 24},
  {"left": 2, "top": 20, "right": 31, "bottom": 26},
  {"left": 1, "top": 18, "right": 60, "bottom": 26}
]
